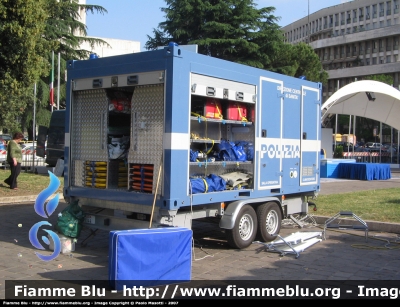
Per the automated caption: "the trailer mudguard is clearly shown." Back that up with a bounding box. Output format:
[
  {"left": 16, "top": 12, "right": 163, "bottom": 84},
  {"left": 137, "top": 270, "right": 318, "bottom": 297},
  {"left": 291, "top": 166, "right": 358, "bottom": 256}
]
[{"left": 219, "top": 197, "right": 281, "bottom": 229}]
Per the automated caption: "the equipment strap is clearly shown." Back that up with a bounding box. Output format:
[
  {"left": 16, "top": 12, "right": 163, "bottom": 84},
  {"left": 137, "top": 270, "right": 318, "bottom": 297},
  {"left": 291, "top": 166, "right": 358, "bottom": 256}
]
[
  {"left": 202, "top": 178, "right": 208, "bottom": 193},
  {"left": 236, "top": 104, "right": 248, "bottom": 122}
]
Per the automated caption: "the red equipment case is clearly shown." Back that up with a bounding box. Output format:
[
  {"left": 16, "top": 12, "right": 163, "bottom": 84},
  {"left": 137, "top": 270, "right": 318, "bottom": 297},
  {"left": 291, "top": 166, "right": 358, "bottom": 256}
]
[
  {"left": 204, "top": 98, "right": 223, "bottom": 119},
  {"left": 225, "top": 101, "right": 248, "bottom": 121}
]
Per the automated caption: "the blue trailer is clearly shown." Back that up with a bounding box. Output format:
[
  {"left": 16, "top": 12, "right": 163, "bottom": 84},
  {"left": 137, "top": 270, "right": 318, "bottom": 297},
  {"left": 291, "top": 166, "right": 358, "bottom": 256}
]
[{"left": 64, "top": 43, "right": 322, "bottom": 249}]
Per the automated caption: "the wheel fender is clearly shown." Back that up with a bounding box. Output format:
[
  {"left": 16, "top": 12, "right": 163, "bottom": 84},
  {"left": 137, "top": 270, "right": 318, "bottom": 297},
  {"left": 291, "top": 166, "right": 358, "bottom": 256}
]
[{"left": 219, "top": 197, "right": 281, "bottom": 230}]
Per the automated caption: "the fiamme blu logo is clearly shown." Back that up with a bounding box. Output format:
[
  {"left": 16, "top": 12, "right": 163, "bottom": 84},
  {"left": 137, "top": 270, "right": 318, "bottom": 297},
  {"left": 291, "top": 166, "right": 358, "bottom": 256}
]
[{"left": 29, "top": 171, "right": 61, "bottom": 261}]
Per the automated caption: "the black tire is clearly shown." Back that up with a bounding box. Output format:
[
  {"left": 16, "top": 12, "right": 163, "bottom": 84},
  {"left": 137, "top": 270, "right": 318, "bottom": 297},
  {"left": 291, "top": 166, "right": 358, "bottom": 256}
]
[
  {"left": 256, "top": 202, "right": 282, "bottom": 242},
  {"left": 226, "top": 205, "right": 257, "bottom": 249}
]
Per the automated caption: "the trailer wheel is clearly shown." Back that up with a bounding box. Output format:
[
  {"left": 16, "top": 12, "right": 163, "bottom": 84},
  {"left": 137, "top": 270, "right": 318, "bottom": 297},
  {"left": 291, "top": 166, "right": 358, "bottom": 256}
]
[
  {"left": 256, "top": 202, "right": 282, "bottom": 242},
  {"left": 226, "top": 205, "right": 257, "bottom": 249}
]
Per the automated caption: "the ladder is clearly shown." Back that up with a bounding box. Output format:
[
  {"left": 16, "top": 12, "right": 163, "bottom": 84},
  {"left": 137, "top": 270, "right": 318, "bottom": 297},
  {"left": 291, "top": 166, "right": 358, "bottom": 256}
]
[{"left": 323, "top": 211, "right": 368, "bottom": 241}]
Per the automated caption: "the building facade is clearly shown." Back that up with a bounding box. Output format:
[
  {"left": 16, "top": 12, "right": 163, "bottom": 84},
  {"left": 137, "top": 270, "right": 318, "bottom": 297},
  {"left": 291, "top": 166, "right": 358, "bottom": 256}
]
[{"left": 281, "top": 0, "right": 400, "bottom": 103}]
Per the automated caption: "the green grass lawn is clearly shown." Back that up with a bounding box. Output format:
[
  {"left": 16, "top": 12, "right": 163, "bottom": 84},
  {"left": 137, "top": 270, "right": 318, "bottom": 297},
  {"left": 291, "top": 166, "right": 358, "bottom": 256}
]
[
  {"left": 312, "top": 188, "right": 400, "bottom": 223},
  {"left": 1, "top": 169, "right": 400, "bottom": 224},
  {"left": 0, "top": 169, "right": 63, "bottom": 197}
]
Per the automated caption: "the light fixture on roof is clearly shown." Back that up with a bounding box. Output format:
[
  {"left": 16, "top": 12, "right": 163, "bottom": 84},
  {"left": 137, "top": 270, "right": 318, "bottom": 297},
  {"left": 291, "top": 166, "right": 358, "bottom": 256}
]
[{"left": 366, "top": 92, "right": 376, "bottom": 101}]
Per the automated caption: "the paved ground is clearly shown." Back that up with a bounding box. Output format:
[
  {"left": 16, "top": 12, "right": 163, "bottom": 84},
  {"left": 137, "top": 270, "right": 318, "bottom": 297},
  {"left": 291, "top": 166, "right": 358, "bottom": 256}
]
[{"left": 1, "top": 174, "right": 400, "bottom": 300}]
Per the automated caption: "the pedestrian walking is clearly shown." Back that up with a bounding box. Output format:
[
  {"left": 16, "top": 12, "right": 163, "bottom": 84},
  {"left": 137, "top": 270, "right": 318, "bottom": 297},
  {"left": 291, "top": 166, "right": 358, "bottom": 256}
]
[{"left": 4, "top": 132, "right": 24, "bottom": 190}]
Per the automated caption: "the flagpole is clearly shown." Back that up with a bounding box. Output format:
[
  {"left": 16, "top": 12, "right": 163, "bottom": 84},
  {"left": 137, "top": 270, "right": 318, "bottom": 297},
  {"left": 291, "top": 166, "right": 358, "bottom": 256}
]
[
  {"left": 57, "top": 52, "right": 60, "bottom": 110},
  {"left": 33, "top": 83, "right": 36, "bottom": 172},
  {"left": 50, "top": 51, "right": 54, "bottom": 112}
]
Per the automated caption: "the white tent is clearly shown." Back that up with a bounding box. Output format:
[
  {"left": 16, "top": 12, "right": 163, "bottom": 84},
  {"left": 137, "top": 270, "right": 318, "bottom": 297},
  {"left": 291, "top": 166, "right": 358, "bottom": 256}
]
[{"left": 321, "top": 80, "right": 400, "bottom": 131}]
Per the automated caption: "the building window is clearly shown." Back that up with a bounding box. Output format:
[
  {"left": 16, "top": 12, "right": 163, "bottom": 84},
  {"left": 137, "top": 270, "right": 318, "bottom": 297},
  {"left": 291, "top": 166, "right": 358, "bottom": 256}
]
[
  {"left": 387, "top": 55, "right": 392, "bottom": 63},
  {"left": 366, "top": 58, "right": 371, "bottom": 65},
  {"left": 372, "top": 57, "right": 377, "bottom": 64},
  {"left": 380, "top": 2, "right": 385, "bottom": 16},
  {"left": 387, "top": 1, "right": 392, "bottom": 14},
  {"left": 380, "top": 56, "right": 384, "bottom": 63},
  {"left": 387, "top": 19, "right": 392, "bottom": 26},
  {"left": 394, "top": 54, "right": 398, "bottom": 62},
  {"left": 373, "top": 4, "right": 378, "bottom": 17}
]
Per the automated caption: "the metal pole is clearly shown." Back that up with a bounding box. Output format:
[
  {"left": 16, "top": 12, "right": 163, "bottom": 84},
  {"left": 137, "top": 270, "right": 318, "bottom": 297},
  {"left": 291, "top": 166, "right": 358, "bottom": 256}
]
[
  {"left": 307, "top": 0, "right": 310, "bottom": 44},
  {"left": 391, "top": 127, "right": 393, "bottom": 163},
  {"left": 353, "top": 115, "right": 356, "bottom": 154},
  {"left": 397, "top": 130, "right": 399, "bottom": 167},
  {"left": 33, "top": 83, "right": 36, "bottom": 173},
  {"left": 379, "top": 122, "right": 382, "bottom": 163},
  {"left": 334, "top": 114, "right": 338, "bottom": 152},
  {"left": 51, "top": 51, "right": 54, "bottom": 113},
  {"left": 57, "top": 52, "right": 60, "bottom": 110}
]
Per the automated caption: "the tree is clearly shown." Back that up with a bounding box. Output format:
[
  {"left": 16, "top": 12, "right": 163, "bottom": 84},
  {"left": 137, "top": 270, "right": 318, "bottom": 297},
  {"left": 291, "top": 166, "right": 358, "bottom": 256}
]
[
  {"left": 21, "top": 0, "right": 110, "bottom": 140},
  {"left": 36, "top": 0, "right": 107, "bottom": 110},
  {"left": 0, "top": 0, "right": 50, "bottom": 133},
  {"left": 44, "top": 0, "right": 109, "bottom": 62},
  {"left": 363, "top": 74, "right": 393, "bottom": 85},
  {"left": 145, "top": 0, "right": 282, "bottom": 68},
  {"left": 145, "top": 0, "right": 327, "bottom": 84}
]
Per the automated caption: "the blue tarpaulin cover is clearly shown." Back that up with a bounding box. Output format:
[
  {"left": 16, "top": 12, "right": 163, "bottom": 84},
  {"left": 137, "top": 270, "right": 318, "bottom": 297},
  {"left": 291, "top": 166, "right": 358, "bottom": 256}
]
[
  {"left": 109, "top": 227, "right": 192, "bottom": 290},
  {"left": 189, "top": 174, "right": 226, "bottom": 194},
  {"left": 338, "top": 162, "right": 391, "bottom": 180}
]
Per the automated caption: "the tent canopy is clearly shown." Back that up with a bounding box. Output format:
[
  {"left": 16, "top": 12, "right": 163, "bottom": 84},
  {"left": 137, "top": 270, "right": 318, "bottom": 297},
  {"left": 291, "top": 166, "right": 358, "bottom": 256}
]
[{"left": 321, "top": 80, "right": 400, "bottom": 131}]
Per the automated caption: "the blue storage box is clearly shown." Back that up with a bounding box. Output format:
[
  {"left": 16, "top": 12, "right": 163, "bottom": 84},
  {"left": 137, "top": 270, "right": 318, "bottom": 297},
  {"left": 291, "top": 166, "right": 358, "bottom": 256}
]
[
  {"left": 109, "top": 227, "right": 192, "bottom": 290},
  {"left": 320, "top": 159, "right": 356, "bottom": 178}
]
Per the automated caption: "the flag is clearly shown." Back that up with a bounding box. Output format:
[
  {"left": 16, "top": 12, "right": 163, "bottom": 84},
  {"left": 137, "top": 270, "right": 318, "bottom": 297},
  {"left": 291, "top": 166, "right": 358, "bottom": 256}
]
[{"left": 49, "top": 51, "right": 54, "bottom": 106}]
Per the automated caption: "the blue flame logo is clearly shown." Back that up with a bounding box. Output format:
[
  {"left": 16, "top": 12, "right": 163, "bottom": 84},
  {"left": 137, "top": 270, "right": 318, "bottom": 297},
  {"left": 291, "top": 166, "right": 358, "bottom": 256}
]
[{"left": 29, "top": 171, "right": 61, "bottom": 261}]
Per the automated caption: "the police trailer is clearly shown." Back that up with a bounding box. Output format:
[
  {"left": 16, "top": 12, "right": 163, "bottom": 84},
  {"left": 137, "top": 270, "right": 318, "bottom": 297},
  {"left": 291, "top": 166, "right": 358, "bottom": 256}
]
[{"left": 64, "top": 43, "right": 322, "bottom": 249}]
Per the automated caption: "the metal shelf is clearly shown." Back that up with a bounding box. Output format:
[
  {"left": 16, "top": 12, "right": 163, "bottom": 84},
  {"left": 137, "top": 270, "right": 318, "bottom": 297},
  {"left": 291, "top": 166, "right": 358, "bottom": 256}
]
[
  {"left": 190, "top": 139, "right": 220, "bottom": 144},
  {"left": 189, "top": 161, "right": 252, "bottom": 166},
  {"left": 190, "top": 116, "right": 253, "bottom": 125}
]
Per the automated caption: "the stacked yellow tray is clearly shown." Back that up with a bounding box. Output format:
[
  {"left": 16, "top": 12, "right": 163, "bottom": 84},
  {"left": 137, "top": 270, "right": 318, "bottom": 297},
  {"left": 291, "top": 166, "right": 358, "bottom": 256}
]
[{"left": 85, "top": 161, "right": 107, "bottom": 188}]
